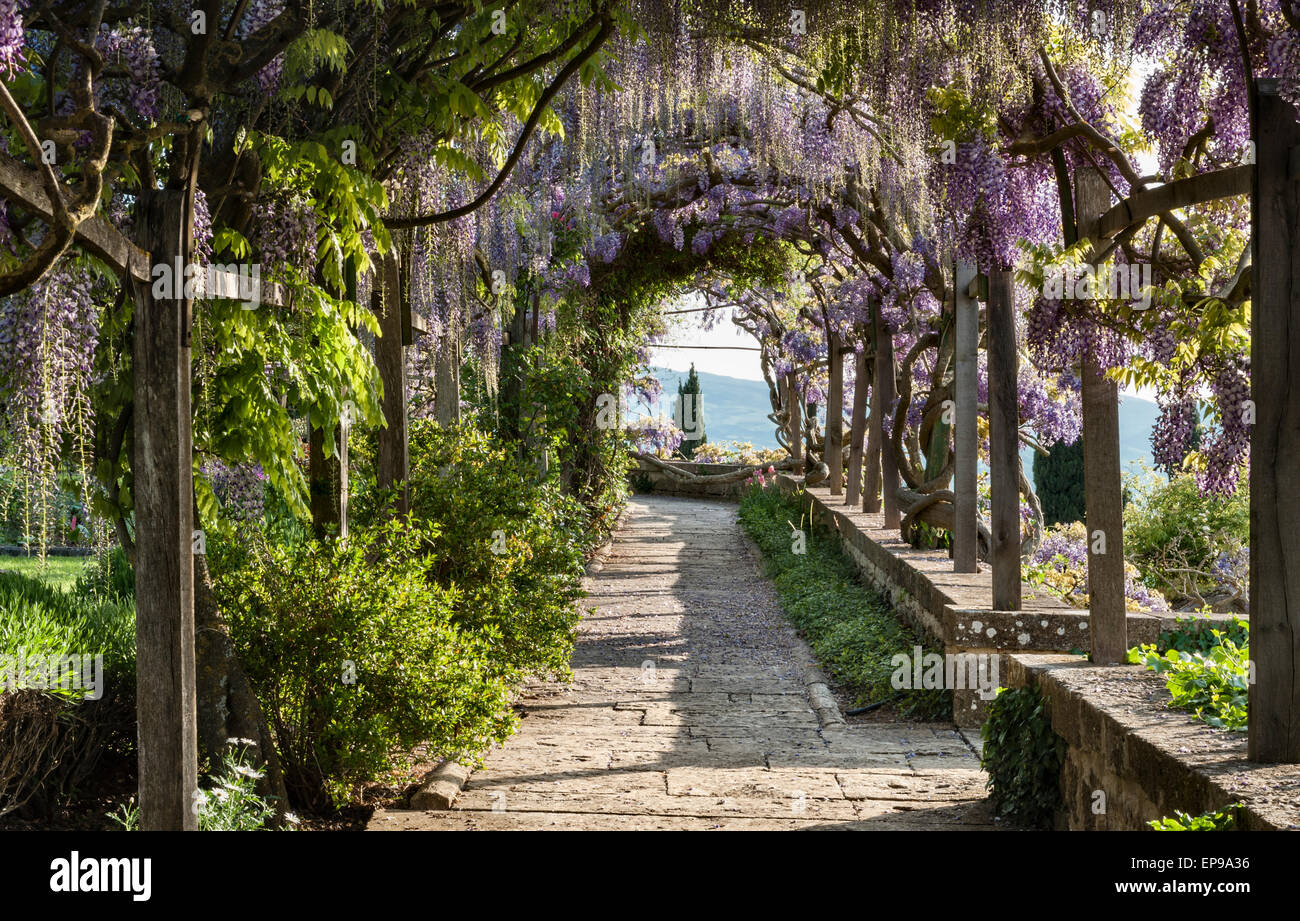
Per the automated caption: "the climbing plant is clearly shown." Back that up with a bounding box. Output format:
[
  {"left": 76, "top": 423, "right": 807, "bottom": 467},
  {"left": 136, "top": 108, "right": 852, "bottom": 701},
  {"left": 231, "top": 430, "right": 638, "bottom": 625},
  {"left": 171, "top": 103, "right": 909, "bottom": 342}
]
[{"left": 981, "top": 685, "right": 1066, "bottom": 829}]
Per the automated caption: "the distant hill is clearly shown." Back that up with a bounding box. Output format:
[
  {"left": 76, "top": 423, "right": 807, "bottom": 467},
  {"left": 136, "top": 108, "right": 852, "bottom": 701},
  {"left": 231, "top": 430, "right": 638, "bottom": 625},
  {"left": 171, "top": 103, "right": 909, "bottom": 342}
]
[
  {"left": 647, "top": 366, "right": 1159, "bottom": 469},
  {"left": 641, "top": 367, "right": 780, "bottom": 448}
]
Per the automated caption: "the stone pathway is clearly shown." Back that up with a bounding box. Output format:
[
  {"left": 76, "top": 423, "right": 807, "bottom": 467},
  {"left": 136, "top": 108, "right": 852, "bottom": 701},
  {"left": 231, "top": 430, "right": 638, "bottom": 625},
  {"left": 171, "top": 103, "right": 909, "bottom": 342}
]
[{"left": 370, "top": 495, "right": 1001, "bottom": 830}]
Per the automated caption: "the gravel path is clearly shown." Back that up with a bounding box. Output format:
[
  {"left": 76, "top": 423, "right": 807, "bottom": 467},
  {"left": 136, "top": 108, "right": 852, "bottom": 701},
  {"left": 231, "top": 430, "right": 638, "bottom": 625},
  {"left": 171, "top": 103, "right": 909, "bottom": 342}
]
[{"left": 369, "top": 495, "right": 1001, "bottom": 830}]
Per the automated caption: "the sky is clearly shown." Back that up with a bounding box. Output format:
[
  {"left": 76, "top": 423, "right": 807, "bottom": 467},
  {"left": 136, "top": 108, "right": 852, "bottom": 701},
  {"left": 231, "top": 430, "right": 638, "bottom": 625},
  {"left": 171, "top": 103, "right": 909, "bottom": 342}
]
[{"left": 648, "top": 293, "right": 767, "bottom": 381}]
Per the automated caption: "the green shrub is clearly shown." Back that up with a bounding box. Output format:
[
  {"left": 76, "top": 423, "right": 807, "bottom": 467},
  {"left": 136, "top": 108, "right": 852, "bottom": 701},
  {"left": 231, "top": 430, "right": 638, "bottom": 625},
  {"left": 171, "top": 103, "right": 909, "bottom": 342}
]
[
  {"left": 1157, "top": 615, "right": 1249, "bottom": 654},
  {"left": 1127, "top": 633, "right": 1249, "bottom": 731},
  {"left": 1124, "top": 469, "right": 1248, "bottom": 603},
  {"left": 362, "top": 422, "right": 587, "bottom": 681},
  {"left": 738, "top": 487, "right": 950, "bottom": 720},
  {"left": 980, "top": 686, "right": 1065, "bottom": 829},
  {"left": 218, "top": 519, "right": 515, "bottom": 810}
]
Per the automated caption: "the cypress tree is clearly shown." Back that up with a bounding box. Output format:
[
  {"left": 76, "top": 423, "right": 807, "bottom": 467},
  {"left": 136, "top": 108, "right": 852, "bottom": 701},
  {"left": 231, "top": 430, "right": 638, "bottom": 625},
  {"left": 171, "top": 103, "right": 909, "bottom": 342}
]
[
  {"left": 675, "top": 364, "right": 707, "bottom": 459},
  {"left": 1034, "top": 437, "right": 1086, "bottom": 525}
]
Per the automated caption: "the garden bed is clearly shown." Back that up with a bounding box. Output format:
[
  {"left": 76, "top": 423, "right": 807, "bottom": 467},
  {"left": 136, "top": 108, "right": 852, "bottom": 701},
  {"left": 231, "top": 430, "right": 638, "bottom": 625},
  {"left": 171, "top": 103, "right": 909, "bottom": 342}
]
[{"left": 777, "top": 478, "right": 1246, "bottom": 727}]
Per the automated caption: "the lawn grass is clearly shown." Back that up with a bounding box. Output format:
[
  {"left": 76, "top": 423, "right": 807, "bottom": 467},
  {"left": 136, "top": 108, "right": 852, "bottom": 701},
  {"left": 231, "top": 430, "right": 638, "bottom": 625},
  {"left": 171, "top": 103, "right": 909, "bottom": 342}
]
[{"left": 0, "top": 555, "right": 92, "bottom": 592}]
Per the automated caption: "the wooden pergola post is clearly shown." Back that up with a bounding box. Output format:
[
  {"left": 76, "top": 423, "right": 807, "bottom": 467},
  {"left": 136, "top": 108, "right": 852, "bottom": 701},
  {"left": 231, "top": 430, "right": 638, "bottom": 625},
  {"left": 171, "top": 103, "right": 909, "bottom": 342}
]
[
  {"left": 826, "top": 332, "right": 844, "bottom": 495},
  {"left": 986, "top": 268, "right": 1020, "bottom": 610},
  {"left": 953, "top": 260, "right": 980, "bottom": 573},
  {"left": 1249, "top": 79, "right": 1300, "bottom": 763},
  {"left": 375, "top": 250, "right": 410, "bottom": 514},
  {"left": 130, "top": 189, "right": 198, "bottom": 830},
  {"left": 1076, "top": 167, "right": 1127, "bottom": 663},
  {"left": 871, "top": 300, "right": 901, "bottom": 527},
  {"left": 434, "top": 327, "right": 462, "bottom": 426},
  {"left": 864, "top": 355, "right": 882, "bottom": 513},
  {"left": 845, "top": 345, "right": 868, "bottom": 506}
]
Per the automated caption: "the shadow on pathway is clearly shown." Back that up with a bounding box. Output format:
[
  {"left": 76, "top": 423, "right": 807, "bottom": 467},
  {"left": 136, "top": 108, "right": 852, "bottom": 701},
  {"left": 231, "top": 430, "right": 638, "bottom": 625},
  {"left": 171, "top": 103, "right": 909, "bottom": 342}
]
[{"left": 369, "top": 495, "right": 1007, "bottom": 830}]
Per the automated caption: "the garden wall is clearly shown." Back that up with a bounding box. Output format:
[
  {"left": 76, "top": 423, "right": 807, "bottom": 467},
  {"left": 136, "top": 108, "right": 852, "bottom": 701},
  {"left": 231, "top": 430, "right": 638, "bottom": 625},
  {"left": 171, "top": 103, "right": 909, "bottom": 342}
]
[
  {"left": 777, "top": 478, "right": 1177, "bottom": 727},
  {"left": 1004, "top": 654, "right": 1298, "bottom": 831}
]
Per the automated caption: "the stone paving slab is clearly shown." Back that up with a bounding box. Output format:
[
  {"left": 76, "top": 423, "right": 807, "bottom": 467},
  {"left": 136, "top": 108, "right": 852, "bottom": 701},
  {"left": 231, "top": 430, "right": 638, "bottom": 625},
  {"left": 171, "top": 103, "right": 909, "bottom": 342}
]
[{"left": 369, "top": 495, "right": 1002, "bottom": 831}]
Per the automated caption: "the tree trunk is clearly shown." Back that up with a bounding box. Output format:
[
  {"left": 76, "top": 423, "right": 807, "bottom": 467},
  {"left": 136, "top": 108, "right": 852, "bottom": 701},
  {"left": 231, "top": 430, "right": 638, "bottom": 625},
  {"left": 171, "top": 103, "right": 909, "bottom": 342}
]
[
  {"left": 435, "top": 326, "right": 461, "bottom": 427},
  {"left": 375, "top": 250, "right": 409, "bottom": 514},
  {"left": 308, "top": 423, "right": 339, "bottom": 538}
]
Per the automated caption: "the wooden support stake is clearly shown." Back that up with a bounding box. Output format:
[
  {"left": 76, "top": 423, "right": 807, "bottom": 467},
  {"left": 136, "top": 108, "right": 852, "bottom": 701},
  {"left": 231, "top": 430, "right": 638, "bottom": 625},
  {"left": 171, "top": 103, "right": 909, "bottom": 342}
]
[
  {"left": 1075, "top": 167, "right": 1127, "bottom": 663},
  {"left": 986, "top": 268, "right": 1020, "bottom": 610},
  {"left": 1250, "top": 80, "right": 1300, "bottom": 762},
  {"left": 845, "top": 346, "right": 868, "bottom": 506},
  {"left": 375, "top": 251, "right": 410, "bottom": 514},
  {"left": 827, "top": 332, "right": 844, "bottom": 495},
  {"left": 953, "top": 259, "right": 980, "bottom": 573},
  {"left": 130, "top": 189, "right": 198, "bottom": 830}
]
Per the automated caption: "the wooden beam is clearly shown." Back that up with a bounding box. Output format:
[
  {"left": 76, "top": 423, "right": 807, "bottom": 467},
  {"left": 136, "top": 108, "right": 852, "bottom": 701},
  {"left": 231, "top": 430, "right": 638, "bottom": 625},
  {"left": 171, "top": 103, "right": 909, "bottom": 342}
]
[
  {"left": 1249, "top": 80, "right": 1300, "bottom": 763},
  {"left": 953, "top": 259, "right": 979, "bottom": 573},
  {"left": 1076, "top": 167, "right": 1127, "bottom": 664},
  {"left": 986, "top": 268, "right": 1020, "bottom": 610},
  {"left": 1096, "top": 165, "right": 1252, "bottom": 240},
  {"left": 826, "top": 332, "right": 844, "bottom": 495},
  {"left": 0, "top": 152, "right": 287, "bottom": 305},
  {"left": 129, "top": 189, "right": 198, "bottom": 830},
  {"left": 193, "top": 263, "right": 285, "bottom": 307},
  {"left": 375, "top": 251, "right": 410, "bottom": 514},
  {"left": 845, "top": 346, "right": 868, "bottom": 506},
  {"left": 0, "top": 152, "right": 149, "bottom": 281}
]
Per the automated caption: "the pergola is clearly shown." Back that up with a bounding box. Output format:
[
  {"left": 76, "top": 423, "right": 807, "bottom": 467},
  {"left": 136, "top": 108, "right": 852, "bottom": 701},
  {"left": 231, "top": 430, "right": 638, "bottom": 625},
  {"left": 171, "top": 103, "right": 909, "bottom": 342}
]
[{"left": 1, "top": 5, "right": 1295, "bottom": 831}]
